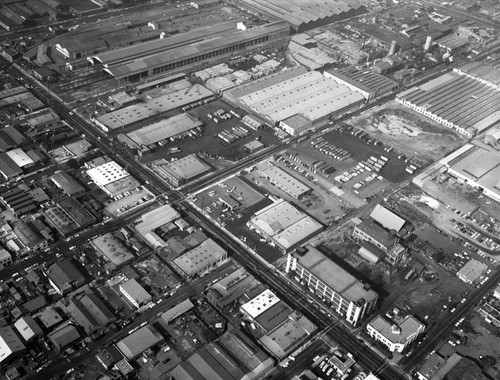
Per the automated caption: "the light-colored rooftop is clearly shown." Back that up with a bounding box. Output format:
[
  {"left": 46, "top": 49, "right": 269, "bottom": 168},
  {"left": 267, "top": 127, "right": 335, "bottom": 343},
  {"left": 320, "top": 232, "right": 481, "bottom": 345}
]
[
  {"left": 159, "top": 154, "right": 211, "bottom": 182},
  {"left": 250, "top": 199, "right": 305, "bottom": 237},
  {"left": 126, "top": 113, "right": 202, "bottom": 147},
  {"left": 116, "top": 325, "right": 163, "bottom": 360},
  {"left": 119, "top": 278, "right": 151, "bottom": 305},
  {"left": 241, "top": 289, "right": 280, "bottom": 319},
  {"left": 259, "top": 162, "right": 310, "bottom": 198},
  {"left": 135, "top": 204, "right": 180, "bottom": 236},
  {"left": 91, "top": 233, "right": 134, "bottom": 267},
  {"left": 368, "top": 315, "right": 425, "bottom": 345},
  {"left": 369, "top": 204, "right": 406, "bottom": 233},
  {"left": 161, "top": 299, "right": 195, "bottom": 324},
  {"left": 171, "top": 238, "right": 226, "bottom": 277},
  {"left": 87, "top": 161, "right": 129, "bottom": 187},
  {"left": 6, "top": 148, "right": 33, "bottom": 168},
  {"left": 274, "top": 216, "right": 323, "bottom": 250},
  {"left": 296, "top": 246, "right": 378, "bottom": 303},
  {"left": 456, "top": 259, "right": 488, "bottom": 283}
]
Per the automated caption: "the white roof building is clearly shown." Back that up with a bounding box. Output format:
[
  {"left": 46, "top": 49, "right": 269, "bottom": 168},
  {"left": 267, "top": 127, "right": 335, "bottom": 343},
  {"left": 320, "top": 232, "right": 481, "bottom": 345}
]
[
  {"left": 6, "top": 148, "right": 34, "bottom": 168},
  {"left": 241, "top": 289, "right": 280, "bottom": 319},
  {"left": 0, "top": 326, "right": 25, "bottom": 363},
  {"left": 456, "top": 259, "right": 488, "bottom": 284},
  {"left": 369, "top": 204, "right": 407, "bottom": 233},
  {"left": 367, "top": 315, "right": 425, "bottom": 353},
  {"left": 119, "top": 278, "right": 151, "bottom": 309},
  {"left": 14, "top": 316, "right": 43, "bottom": 342},
  {"left": 258, "top": 162, "right": 311, "bottom": 199},
  {"left": 87, "top": 161, "right": 128, "bottom": 187},
  {"left": 116, "top": 325, "right": 164, "bottom": 360}
]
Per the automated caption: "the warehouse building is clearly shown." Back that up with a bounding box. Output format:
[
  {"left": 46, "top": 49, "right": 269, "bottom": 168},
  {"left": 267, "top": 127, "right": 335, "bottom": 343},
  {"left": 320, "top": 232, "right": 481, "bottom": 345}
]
[
  {"left": 46, "top": 260, "right": 86, "bottom": 295},
  {"left": 86, "top": 160, "right": 140, "bottom": 199},
  {"left": 441, "top": 144, "right": 500, "bottom": 202},
  {"left": 0, "top": 326, "right": 25, "bottom": 364},
  {"left": 0, "top": 249, "right": 11, "bottom": 269},
  {"left": 93, "top": 82, "right": 214, "bottom": 132},
  {"left": 169, "top": 329, "right": 274, "bottom": 380},
  {"left": 135, "top": 204, "right": 180, "bottom": 248},
  {"left": 0, "top": 186, "right": 36, "bottom": 217},
  {"left": 456, "top": 259, "right": 488, "bottom": 284},
  {"left": 154, "top": 154, "right": 211, "bottom": 188},
  {"left": 118, "top": 113, "right": 203, "bottom": 151},
  {"left": 257, "top": 161, "right": 311, "bottom": 199},
  {"left": 116, "top": 325, "right": 164, "bottom": 360},
  {"left": 353, "top": 219, "right": 399, "bottom": 252},
  {"left": 248, "top": 199, "right": 323, "bottom": 252},
  {"left": 13, "top": 316, "right": 42, "bottom": 343},
  {"left": 91, "top": 233, "right": 135, "bottom": 269},
  {"left": 367, "top": 315, "right": 425, "bottom": 353},
  {"left": 228, "top": 68, "right": 365, "bottom": 130},
  {"left": 90, "top": 21, "right": 290, "bottom": 82},
  {"left": 324, "top": 67, "right": 400, "bottom": 100},
  {"left": 51, "top": 171, "right": 85, "bottom": 197},
  {"left": 119, "top": 278, "right": 152, "bottom": 309},
  {"left": 231, "top": 0, "right": 367, "bottom": 32},
  {"left": 396, "top": 68, "right": 500, "bottom": 137},
  {"left": 48, "top": 324, "right": 80, "bottom": 351},
  {"left": 170, "top": 238, "right": 228, "bottom": 281},
  {"left": 285, "top": 245, "right": 378, "bottom": 326},
  {"left": 369, "top": 204, "right": 409, "bottom": 236}
]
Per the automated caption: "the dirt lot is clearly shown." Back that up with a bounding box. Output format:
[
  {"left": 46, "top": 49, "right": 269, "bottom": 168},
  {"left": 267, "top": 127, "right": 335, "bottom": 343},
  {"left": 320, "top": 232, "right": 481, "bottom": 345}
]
[{"left": 349, "top": 101, "right": 464, "bottom": 163}]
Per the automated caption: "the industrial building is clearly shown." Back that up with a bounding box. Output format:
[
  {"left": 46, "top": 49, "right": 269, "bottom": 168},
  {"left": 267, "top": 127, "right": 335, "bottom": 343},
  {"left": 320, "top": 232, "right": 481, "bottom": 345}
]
[
  {"left": 46, "top": 260, "right": 86, "bottom": 295},
  {"left": 231, "top": 0, "right": 367, "bottom": 32},
  {"left": 353, "top": 219, "right": 398, "bottom": 252},
  {"left": 86, "top": 160, "right": 140, "bottom": 199},
  {"left": 118, "top": 113, "right": 203, "bottom": 151},
  {"left": 48, "top": 324, "right": 81, "bottom": 351},
  {"left": 13, "top": 316, "right": 43, "bottom": 343},
  {"left": 154, "top": 154, "right": 212, "bottom": 188},
  {"left": 441, "top": 143, "right": 500, "bottom": 202},
  {"left": 169, "top": 329, "right": 274, "bottom": 380},
  {"left": 285, "top": 245, "right": 378, "bottom": 326},
  {"left": 0, "top": 186, "right": 36, "bottom": 217},
  {"left": 324, "top": 67, "right": 400, "bottom": 100},
  {"left": 134, "top": 204, "right": 181, "bottom": 248},
  {"left": 119, "top": 278, "right": 152, "bottom": 309},
  {"left": 91, "top": 233, "right": 135, "bottom": 269},
  {"left": 93, "top": 82, "right": 214, "bottom": 132},
  {"left": 170, "top": 238, "right": 228, "bottom": 281},
  {"left": 116, "top": 325, "right": 164, "bottom": 360},
  {"left": 257, "top": 161, "right": 311, "bottom": 199},
  {"left": 89, "top": 21, "right": 290, "bottom": 82},
  {"left": 369, "top": 204, "right": 409, "bottom": 236},
  {"left": 228, "top": 68, "right": 365, "bottom": 129},
  {"left": 0, "top": 326, "right": 25, "bottom": 364},
  {"left": 366, "top": 314, "right": 425, "bottom": 353},
  {"left": 160, "top": 299, "right": 195, "bottom": 325},
  {"left": 50, "top": 171, "right": 85, "bottom": 197},
  {"left": 0, "top": 249, "right": 11, "bottom": 269},
  {"left": 456, "top": 259, "right": 488, "bottom": 284},
  {"left": 248, "top": 199, "right": 323, "bottom": 252},
  {"left": 396, "top": 67, "right": 500, "bottom": 137}
]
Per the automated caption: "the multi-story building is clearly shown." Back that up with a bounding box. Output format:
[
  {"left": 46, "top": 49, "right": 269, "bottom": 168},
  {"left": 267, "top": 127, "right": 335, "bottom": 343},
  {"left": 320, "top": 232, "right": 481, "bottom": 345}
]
[
  {"left": 0, "top": 249, "right": 11, "bottom": 269},
  {"left": 366, "top": 315, "right": 425, "bottom": 353},
  {"left": 353, "top": 219, "right": 398, "bottom": 252},
  {"left": 119, "top": 279, "right": 152, "bottom": 309},
  {"left": 285, "top": 246, "right": 378, "bottom": 326}
]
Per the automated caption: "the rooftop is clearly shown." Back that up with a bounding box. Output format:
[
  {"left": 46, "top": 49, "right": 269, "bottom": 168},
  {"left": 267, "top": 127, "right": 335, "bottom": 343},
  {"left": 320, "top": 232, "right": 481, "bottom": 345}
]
[
  {"left": 456, "top": 259, "right": 488, "bottom": 283},
  {"left": 241, "top": 289, "right": 280, "bottom": 319},
  {"left": 87, "top": 161, "right": 129, "bottom": 187},
  {"left": 91, "top": 233, "right": 134, "bottom": 267},
  {"left": 119, "top": 278, "right": 151, "bottom": 304},
  {"left": 369, "top": 204, "right": 406, "bottom": 233},
  {"left": 355, "top": 219, "right": 397, "bottom": 248},
  {"left": 116, "top": 325, "right": 163, "bottom": 360},
  {"left": 171, "top": 238, "right": 226, "bottom": 277},
  {"left": 158, "top": 154, "right": 211, "bottom": 182},
  {"left": 294, "top": 246, "right": 378, "bottom": 304},
  {"left": 368, "top": 315, "right": 425, "bottom": 345},
  {"left": 258, "top": 161, "right": 311, "bottom": 198}
]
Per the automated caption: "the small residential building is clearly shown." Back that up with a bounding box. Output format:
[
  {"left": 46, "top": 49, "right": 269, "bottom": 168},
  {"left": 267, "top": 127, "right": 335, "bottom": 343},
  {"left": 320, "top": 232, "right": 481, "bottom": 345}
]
[
  {"left": 170, "top": 238, "right": 228, "bottom": 281},
  {"left": 0, "top": 326, "right": 25, "bottom": 364},
  {"left": 13, "top": 316, "right": 43, "bottom": 343},
  {"left": 119, "top": 278, "right": 151, "bottom": 309},
  {"left": 367, "top": 315, "right": 425, "bottom": 353}
]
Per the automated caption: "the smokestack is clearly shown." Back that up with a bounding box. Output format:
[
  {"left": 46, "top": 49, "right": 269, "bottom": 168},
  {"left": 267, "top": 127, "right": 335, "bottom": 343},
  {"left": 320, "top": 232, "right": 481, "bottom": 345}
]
[
  {"left": 424, "top": 35, "right": 433, "bottom": 52},
  {"left": 388, "top": 40, "right": 397, "bottom": 56}
]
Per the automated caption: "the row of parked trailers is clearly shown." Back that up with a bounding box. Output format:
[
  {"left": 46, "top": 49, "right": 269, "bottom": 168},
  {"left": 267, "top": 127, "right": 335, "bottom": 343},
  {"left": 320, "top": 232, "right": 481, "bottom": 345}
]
[
  {"left": 358, "top": 155, "right": 389, "bottom": 173},
  {"left": 217, "top": 126, "right": 250, "bottom": 144},
  {"left": 311, "top": 137, "right": 352, "bottom": 161},
  {"left": 281, "top": 151, "right": 336, "bottom": 177}
]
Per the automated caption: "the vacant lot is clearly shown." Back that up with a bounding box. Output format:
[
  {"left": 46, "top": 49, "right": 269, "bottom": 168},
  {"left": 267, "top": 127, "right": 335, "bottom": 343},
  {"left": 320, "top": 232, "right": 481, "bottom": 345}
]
[{"left": 349, "top": 101, "right": 464, "bottom": 163}]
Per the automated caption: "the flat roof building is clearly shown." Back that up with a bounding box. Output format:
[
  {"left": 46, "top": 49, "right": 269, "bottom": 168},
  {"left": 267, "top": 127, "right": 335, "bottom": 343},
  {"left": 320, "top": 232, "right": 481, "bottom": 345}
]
[
  {"left": 241, "top": 289, "right": 280, "bottom": 319},
  {"left": 48, "top": 324, "right": 80, "bottom": 351},
  {"left": 119, "top": 113, "right": 203, "bottom": 150},
  {"left": 87, "top": 160, "right": 140, "bottom": 199},
  {"left": 443, "top": 144, "right": 500, "bottom": 202},
  {"left": 160, "top": 299, "right": 195, "bottom": 325},
  {"left": 286, "top": 245, "right": 378, "bottom": 326},
  {"left": 257, "top": 161, "right": 311, "bottom": 199},
  {"left": 353, "top": 219, "right": 398, "bottom": 252},
  {"left": 116, "top": 325, "right": 164, "bottom": 360},
  {"left": 154, "top": 154, "right": 211, "bottom": 188},
  {"left": 170, "top": 238, "right": 227, "bottom": 281},
  {"left": 14, "top": 316, "right": 43, "bottom": 343},
  {"left": 0, "top": 248, "right": 11, "bottom": 269},
  {"left": 119, "top": 278, "right": 151, "bottom": 309},
  {"left": 248, "top": 199, "right": 323, "bottom": 252},
  {"left": 91, "top": 233, "right": 135, "bottom": 268},
  {"left": 367, "top": 315, "right": 425, "bottom": 353},
  {"left": 456, "top": 259, "right": 488, "bottom": 284}
]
